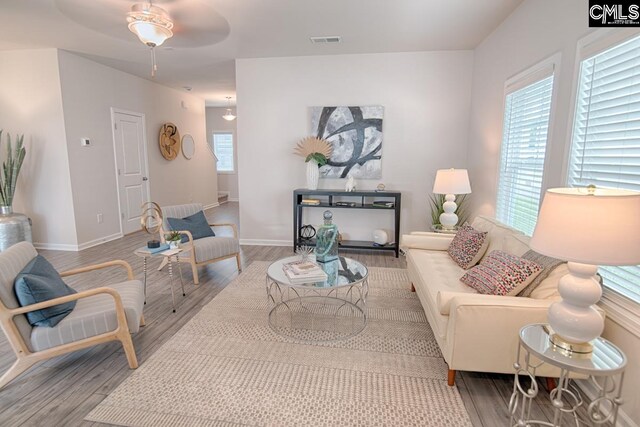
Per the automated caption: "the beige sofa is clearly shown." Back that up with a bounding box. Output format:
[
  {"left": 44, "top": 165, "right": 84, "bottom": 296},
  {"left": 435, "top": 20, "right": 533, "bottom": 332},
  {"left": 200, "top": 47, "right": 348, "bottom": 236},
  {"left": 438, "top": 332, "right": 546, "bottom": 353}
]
[{"left": 402, "top": 216, "right": 569, "bottom": 386}]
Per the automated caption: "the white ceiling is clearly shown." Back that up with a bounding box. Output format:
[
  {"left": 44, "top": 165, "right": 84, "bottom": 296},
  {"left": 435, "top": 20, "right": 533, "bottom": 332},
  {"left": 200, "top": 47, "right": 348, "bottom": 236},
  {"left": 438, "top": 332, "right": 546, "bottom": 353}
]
[{"left": 0, "top": 0, "right": 523, "bottom": 106}]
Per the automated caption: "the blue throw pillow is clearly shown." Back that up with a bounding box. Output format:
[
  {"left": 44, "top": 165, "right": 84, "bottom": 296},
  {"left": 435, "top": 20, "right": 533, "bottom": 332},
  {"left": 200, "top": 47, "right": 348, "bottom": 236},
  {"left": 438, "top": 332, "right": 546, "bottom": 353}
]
[
  {"left": 167, "top": 210, "right": 215, "bottom": 243},
  {"left": 14, "top": 255, "right": 77, "bottom": 327}
]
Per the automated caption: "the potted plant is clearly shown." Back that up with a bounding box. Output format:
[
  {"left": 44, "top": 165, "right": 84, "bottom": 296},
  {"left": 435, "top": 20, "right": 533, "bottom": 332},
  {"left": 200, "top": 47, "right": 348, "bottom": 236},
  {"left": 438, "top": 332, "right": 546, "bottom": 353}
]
[
  {"left": 165, "top": 231, "right": 182, "bottom": 249},
  {"left": 0, "top": 130, "right": 30, "bottom": 251},
  {"left": 293, "top": 137, "right": 332, "bottom": 190}
]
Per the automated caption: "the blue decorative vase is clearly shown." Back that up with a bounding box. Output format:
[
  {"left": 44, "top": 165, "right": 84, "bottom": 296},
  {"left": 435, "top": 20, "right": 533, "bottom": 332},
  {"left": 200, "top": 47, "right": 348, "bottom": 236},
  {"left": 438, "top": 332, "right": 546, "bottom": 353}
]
[{"left": 315, "top": 210, "right": 338, "bottom": 263}]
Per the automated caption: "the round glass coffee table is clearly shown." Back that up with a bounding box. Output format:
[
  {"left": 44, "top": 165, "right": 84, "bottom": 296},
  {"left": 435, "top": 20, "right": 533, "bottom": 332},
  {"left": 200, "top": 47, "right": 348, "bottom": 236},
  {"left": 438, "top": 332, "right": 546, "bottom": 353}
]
[{"left": 266, "top": 256, "right": 368, "bottom": 342}]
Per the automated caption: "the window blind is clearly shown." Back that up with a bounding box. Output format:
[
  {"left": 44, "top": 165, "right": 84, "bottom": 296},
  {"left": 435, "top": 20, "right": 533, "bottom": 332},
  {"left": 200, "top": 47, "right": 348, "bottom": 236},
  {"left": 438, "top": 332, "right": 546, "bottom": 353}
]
[
  {"left": 568, "top": 34, "right": 640, "bottom": 303},
  {"left": 213, "top": 133, "right": 234, "bottom": 172},
  {"left": 496, "top": 74, "right": 554, "bottom": 236}
]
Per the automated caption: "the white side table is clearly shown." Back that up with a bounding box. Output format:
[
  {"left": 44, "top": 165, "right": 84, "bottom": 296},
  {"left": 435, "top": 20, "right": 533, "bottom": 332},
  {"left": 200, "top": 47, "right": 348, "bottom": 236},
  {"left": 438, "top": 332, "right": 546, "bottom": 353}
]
[
  {"left": 510, "top": 324, "right": 626, "bottom": 426},
  {"left": 134, "top": 247, "right": 189, "bottom": 313}
]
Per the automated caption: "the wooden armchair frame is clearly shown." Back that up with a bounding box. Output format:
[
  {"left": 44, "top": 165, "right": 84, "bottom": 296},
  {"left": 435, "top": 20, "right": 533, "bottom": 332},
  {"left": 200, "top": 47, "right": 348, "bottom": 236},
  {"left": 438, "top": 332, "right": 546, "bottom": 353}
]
[
  {"left": 159, "top": 222, "right": 241, "bottom": 285},
  {"left": 0, "top": 260, "right": 144, "bottom": 390}
]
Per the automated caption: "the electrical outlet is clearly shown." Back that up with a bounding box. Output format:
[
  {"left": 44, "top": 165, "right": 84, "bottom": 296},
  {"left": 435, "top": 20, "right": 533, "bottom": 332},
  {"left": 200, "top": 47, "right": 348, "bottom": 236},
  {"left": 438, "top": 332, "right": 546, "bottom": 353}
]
[{"left": 97, "top": 213, "right": 103, "bottom": 224}]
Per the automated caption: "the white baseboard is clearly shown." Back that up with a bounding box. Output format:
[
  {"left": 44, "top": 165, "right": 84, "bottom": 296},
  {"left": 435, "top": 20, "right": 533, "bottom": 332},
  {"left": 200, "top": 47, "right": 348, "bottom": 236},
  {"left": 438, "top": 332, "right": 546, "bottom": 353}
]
[
  {"left": 77, "top": 232, "right": 123, "bottom": 251},
  {"left": 33, "top": 232, "right": 123, "bottom": 252},
  {"left": 239, "top": 239, "right": 292, "bottom": 247},
  {"left": 33, "top": 242, "right": 80, "bottom": 251},
  {"left": 203, "top": 202, "right": 220, "bottom": 211},
  {"left": 575, "top": 379, "right": 637, "bottom": 427},
  {"left": 228, "top": 198, "right": 239, "bottom": 202}
]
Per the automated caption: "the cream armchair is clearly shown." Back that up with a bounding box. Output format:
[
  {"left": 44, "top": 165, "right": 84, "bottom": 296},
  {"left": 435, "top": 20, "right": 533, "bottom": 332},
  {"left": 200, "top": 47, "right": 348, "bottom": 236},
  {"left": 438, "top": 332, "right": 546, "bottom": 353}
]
[
  {"left": 159, "top": 203, "right": 241, "bottom": 285},
  {"left": 0, "top": 242, "right": 145, "bottom": 389}
]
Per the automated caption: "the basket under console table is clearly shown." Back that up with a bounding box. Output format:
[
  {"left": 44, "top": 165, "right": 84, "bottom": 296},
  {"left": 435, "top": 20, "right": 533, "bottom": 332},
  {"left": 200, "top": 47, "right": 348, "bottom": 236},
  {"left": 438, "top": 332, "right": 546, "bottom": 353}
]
[{"left": 293, "top": 188, "right": 402, "bottom": 257}]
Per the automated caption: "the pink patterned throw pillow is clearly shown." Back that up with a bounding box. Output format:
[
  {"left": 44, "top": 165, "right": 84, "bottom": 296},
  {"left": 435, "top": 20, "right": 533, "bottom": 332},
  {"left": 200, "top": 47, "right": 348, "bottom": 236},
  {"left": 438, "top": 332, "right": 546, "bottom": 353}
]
[
  {"left": 460, "top": 250, "right": 543, "bottom": 296},
  {"left": 447, "top": 224, "right": 489, "bottom": 269}
]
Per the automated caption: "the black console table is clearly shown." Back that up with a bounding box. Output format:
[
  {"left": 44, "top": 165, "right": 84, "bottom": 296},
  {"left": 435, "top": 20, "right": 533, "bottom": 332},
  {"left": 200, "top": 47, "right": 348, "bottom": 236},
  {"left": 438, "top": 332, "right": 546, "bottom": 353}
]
[{"left": 293, "top": 189, "right": 402, "bottom": 257}]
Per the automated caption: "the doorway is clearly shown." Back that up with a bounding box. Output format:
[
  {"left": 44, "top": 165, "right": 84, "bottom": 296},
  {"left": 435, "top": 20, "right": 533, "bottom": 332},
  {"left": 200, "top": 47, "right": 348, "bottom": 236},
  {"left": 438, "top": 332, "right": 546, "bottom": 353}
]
[{"left": 111, "top": 108, "right": 150, "bottom": 235}]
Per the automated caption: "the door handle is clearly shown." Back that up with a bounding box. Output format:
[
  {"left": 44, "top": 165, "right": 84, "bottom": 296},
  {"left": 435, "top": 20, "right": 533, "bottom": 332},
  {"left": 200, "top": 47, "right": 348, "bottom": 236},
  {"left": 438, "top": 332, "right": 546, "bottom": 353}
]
[{"left": 142, "top": 176, "right": 148, "bottom": 181}]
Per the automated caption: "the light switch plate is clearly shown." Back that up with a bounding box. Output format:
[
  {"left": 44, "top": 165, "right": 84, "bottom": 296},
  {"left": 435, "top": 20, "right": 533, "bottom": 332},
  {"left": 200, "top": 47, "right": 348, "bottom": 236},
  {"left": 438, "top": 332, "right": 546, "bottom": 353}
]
[{"left": 81, "top": 138, "right": 91, "bottom": 147}]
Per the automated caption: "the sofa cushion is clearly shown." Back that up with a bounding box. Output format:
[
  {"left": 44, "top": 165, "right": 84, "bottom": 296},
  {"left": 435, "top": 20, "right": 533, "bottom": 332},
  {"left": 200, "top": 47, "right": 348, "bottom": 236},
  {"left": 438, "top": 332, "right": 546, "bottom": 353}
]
[
  {"left": 407, "top": 249, "right": 476, "bottom": 338},
  {"left": 447, "top": 224, "right": 488, "bottom": 269},
  {"left": 14, "top": 255, "right": 77, "bottom": 327},
  {"left": 518, "top": 250, "right": 565, "bottom": 297},
  {"left": 461, "top": 250, "right": 543, "bottom": 296},
  {"left": 471, "top": 216, "right": 525, "bottom": 260},
  {"left": 529, "top": 263, "right": 566, "bottom": 300},
  {"left": 167, "top": 210, "right": 215, "bottom": 243},
  {"left": 502, "top": 234, "right": 531, "bottom": 257}
]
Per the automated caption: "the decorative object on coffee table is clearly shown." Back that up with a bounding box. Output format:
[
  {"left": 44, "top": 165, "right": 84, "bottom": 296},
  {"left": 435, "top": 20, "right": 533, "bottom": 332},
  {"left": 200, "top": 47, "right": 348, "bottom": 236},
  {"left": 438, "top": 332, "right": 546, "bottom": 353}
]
[
  {"left": 315, "top": 210, "right": 339, "bottom": 263},
  {"left": 295, "top": 245, "right": 314, "bottom": 261},
  {"left": 530, "top": 186, "right": 640, "bottom": 354},
  {"left": 432, "top": 168, "right": 471, "bottom": 230},
  {"left": 0, "top": 131, "right": 31, "bottom": 252},
  {"left": 293, "top": 136, "right": 332, "bottom": 190},
  {"left": 159, "top": 122, "right": 180, "bottom": 160}
]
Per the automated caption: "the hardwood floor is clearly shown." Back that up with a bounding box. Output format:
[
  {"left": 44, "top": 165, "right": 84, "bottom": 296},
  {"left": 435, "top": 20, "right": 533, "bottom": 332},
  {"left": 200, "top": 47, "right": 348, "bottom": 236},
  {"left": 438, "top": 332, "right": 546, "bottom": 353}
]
[{"left": 0, "top": 202, "right": 555, "bottom": 426}]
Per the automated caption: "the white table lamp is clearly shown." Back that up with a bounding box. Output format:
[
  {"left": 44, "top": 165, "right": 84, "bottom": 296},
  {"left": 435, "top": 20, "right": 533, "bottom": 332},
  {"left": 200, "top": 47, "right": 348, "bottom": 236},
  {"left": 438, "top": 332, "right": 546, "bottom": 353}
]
[
  {"left": 530, "top": 187, "right": 640, "bottom": 354},
  {"left": 432, "top": 168, "right": 471, "bottom": 229}
]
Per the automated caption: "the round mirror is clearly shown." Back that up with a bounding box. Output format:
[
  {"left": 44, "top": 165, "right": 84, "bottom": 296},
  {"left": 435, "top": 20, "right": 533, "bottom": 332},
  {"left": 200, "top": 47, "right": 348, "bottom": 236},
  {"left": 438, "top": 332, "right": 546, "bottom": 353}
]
[{"left": 182, "top": 134, "right": 195, "bottom": 160}]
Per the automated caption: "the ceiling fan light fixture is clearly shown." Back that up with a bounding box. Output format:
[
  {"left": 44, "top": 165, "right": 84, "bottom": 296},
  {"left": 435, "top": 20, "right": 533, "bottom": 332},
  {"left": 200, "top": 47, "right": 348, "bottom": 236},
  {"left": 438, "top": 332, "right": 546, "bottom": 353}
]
[
  {"left": 127, "top": 3, "right": 174, "bottom": 47},
  {"left": 222, "top": 97, "right": 236, "bottom": 121}
]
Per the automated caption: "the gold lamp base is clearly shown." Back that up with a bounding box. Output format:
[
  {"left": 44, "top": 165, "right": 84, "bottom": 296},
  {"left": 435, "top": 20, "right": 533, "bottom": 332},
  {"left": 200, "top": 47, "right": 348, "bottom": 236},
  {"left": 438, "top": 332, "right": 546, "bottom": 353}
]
[
  {"left": 542, "top": 325, "right": 594, "bottom": 358},
  {"left": 549, "top": 333, "right": 593, "bottom": 358}
]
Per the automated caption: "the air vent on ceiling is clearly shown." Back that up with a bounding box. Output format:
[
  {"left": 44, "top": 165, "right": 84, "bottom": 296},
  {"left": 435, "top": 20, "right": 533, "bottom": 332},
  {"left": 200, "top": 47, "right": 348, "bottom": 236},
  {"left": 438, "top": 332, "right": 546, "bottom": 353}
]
[{"left": 310, "top": 36, "right": 342, "bottom": 44}]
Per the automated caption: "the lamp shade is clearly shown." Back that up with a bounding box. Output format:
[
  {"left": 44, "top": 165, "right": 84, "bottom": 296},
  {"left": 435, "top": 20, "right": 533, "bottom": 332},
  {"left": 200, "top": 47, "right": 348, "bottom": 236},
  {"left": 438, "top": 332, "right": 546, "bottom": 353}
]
[
  {"left": 432, "top": 169, "right": 471, "bottom": 195},
  {"left": 530, "top": 187, "right": 640, "bottom": 266}
]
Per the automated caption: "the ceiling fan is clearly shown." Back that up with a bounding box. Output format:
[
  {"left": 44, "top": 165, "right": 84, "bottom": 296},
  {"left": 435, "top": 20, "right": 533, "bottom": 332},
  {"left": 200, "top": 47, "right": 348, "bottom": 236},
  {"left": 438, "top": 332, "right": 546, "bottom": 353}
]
[{"left": 54, "top": 0, "right": 230, "bottom": 77}]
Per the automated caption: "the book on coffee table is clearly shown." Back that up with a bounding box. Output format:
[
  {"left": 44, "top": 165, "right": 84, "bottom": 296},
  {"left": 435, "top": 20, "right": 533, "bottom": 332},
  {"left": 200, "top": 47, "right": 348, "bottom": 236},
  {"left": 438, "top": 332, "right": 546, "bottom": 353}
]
[{"left": 282, "top": 260, "right": 327, "bottom": 284}]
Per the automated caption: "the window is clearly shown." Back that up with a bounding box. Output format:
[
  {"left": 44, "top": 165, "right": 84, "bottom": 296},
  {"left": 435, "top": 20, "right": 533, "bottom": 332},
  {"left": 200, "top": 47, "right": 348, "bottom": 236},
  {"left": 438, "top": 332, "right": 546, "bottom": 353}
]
[
  {"left": 212, "top": 132, "right": 234, "bottom": 173},
  {"left": 568, "top": 34, "right": 640, "bottom": 303},
  {"left": 496, "top": 70, "right": 555, "bottom": 235}
]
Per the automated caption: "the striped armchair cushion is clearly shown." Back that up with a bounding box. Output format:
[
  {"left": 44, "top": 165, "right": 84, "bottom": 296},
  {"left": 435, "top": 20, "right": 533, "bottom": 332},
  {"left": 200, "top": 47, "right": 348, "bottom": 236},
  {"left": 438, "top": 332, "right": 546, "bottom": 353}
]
[
  {"left": 0, "top": 241, "right": 37, "bottom": 350},
  {"left": 161, "top": 203, "right": 204, "bottom": 232},
  {"left": 180, "top": 237, "right": 240, "bottom": 263},
  {"left": 30, "top": 280, "right": 145, "bottom": 352}
]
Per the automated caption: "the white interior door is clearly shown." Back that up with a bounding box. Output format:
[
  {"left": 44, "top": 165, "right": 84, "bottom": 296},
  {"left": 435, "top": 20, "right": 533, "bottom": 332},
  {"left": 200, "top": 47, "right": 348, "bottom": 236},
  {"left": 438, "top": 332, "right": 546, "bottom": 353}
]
[{"left": 112, "top": 109, "right": 150, "bottom": 235}]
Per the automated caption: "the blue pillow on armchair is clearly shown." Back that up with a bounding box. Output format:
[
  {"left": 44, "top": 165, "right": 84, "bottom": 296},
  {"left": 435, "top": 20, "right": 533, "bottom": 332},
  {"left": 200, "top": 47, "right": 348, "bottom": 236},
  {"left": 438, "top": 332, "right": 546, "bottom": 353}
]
[
  {"left": 14, "top": 255, "right": 77, "bottom": 327},
  {"left": 167, "top": 210, "right": 215, "bottom": 243}
]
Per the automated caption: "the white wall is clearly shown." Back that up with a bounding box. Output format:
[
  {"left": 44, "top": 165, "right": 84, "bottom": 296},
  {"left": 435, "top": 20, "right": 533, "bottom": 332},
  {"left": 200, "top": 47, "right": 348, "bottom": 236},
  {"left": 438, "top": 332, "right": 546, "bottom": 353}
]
[
  {"left": 467, "top": 0, "right": 640, "bottom": 423},
  {"left": 236, "top": 51, "right": 473, "bottom": 245},
  {"left": 57, "top": 50, "right": 217, "bottom": 246},
  {"left": 205, "top": 107, "right": 239, "bottom": 201},
  {"left": 0, "top": 49, "right": 78, "bottom": 249}
]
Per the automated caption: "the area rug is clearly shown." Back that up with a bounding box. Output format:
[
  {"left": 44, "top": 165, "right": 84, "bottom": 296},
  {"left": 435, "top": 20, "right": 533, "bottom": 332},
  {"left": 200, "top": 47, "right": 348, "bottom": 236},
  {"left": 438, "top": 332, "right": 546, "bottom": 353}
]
[{"left": 86, "top": 262, "right": 472, "bottom": 426}]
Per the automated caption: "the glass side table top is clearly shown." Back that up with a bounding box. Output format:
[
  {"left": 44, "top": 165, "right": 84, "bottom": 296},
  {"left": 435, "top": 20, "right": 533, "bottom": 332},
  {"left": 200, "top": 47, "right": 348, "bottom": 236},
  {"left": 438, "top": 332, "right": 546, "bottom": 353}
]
[
  {"left": 520, "top": 324, "right": 627, "bottom": 375},
  {"left": 267, "top": 256, "right": 368, "bottom": 289}
]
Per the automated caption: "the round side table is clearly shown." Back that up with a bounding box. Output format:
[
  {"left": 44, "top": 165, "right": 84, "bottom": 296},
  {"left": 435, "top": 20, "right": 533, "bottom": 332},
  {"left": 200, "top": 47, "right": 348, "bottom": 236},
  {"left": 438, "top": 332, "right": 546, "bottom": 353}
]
[{"left": 510, "top": 324, "right": 626, "bottom": 427}]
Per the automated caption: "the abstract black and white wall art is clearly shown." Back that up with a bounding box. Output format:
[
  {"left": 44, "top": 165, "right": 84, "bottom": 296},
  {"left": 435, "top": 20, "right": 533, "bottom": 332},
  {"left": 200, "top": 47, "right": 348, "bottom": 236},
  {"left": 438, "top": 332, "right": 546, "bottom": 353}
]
[{"left": 311, "top": 106, "right": 383, "bottom": 179}]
